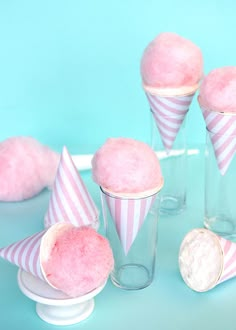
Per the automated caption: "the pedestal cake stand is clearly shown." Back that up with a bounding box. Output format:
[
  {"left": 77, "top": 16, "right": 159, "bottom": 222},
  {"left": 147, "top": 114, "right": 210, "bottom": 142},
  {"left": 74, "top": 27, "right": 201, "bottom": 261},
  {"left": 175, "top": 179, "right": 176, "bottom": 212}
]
[{"left": 17, "top": 269, "right": 106, "bottom": 325}]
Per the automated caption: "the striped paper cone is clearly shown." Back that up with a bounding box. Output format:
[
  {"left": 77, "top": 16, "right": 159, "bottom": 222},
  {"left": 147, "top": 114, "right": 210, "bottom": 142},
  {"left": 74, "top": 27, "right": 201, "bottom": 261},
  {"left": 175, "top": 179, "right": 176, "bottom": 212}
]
[
  {"left": 179, "top": 228, "right": 236, "bottom": 292},
  {"left": 44, "top": 146, "right": 99, "bottom": 229},
  {"left": 0, "top": 230, "right": 46, "bottom": 281},
  {"left": 145, "top": 92, "right": 195, "bottom": 152},
  {"left": 0, "top": 223, "right": 73, "bottom": 288},
  {"left": 218, "top": 235, "right": 236, "bottom": 284},
  {"left": 101, "top": 189, "right": 157, "bottom": 255},
  {"left": 201, "top": 105, "right": 236, "bottom": 176}
]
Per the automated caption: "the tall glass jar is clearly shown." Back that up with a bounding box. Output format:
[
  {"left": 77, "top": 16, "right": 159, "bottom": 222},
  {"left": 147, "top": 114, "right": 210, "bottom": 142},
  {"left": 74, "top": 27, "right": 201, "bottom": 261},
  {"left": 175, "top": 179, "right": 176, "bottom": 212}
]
[
  {"left": 101, "top": 188, "right": 160, "bottom": 290},
  {"left": 151, "top": 114, "right": 187, "bottom": 215},
  {"left": 146, "top": 90, "right": 195, "bottom": 215},
  {"left": 204, "top": 129, "right": 236, "bottom": 241}
]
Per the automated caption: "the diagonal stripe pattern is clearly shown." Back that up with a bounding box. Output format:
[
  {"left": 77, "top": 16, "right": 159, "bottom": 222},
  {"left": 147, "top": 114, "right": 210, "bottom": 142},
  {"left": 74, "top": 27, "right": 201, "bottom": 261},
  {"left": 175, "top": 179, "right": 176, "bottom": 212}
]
[
  {"left": 101, "top": 191, "right": 157, "bottom": 255},
  {"left": 202, "top": 107, "right": 236, "bottom": 175},
  {"left": 219, "top": 236, "right": 236, "bottom": 283},
  {"left": 44, "top": 146, "right": 99, "bottom": 228},
  {"left": 0, "top": 230, "right": 46, "bottom": 280},
  {"left": 146, "top": 92, "right": 195, "bottom": 152}
]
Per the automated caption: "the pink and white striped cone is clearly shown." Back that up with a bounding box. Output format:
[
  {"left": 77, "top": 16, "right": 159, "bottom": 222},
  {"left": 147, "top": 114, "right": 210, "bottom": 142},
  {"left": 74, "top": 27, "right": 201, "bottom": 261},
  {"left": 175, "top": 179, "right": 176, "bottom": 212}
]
[
  {"left": 0, "top": 230, "right": 46, "bottom": 280},
  {"left": 0, "top": 223, "right": 73, "bottom": 289},
  {"left": 44, "top": 146, "right": 99, "bottom": 229},
  {"left": 179, "top": 228, "right": 236, "bottom": 292},
  {"left": 101, "top": 189, "right": 158, "bottom": 255},
  {"left": 145, "top": 92, "right": 195, "bottom": 152},
  {"left": 200, "top": 103, "right": 236, "bottom": 176}
]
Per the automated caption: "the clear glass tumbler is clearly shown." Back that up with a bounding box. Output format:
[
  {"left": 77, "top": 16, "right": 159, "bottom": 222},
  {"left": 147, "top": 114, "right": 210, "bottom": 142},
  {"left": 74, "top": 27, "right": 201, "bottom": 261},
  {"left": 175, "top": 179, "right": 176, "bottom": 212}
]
[
  {"left": 204, "top": 130, "right": 236, "bottom": 241},
  {"left": 101, "top": 188, "right": 160, "bottom": 290},
  {"left": 151, "top": 115, "right": 187, "bottom": 215}
]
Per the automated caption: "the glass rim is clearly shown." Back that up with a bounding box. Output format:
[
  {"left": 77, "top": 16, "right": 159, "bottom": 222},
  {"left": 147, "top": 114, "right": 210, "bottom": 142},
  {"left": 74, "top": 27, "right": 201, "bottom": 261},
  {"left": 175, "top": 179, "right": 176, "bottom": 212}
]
[
  {"left": 206, "top": 126, "right": 236, "bottom": 137},
  {"left": 100, "top": 186, "right": 159, "bottom": 201}
]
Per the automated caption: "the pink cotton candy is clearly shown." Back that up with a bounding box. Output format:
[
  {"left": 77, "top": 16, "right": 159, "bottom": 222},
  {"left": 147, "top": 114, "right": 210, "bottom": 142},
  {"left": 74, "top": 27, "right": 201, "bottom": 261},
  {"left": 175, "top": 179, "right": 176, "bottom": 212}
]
[
  {"left": 199, "top": 67, "right": 236, "bottom": 113},
  {"left": 0, "top": 136, "right": 60, "bottom": 201},
  {"left": 42, "top": 226, "right": 114, "bottom": 297},
  {"left": 140, "top": 32, "right": 203, "bottom": 89},
  {"left": 92, "top": 137, "right": 163, "bottom": 194}
]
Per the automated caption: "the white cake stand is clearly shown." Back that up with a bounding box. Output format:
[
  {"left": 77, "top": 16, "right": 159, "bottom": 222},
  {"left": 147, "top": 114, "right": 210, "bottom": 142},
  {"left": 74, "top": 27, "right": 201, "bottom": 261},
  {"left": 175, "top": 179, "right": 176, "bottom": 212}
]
[{"left": 17, "top": 269, "right": 106, "bottom": 326}]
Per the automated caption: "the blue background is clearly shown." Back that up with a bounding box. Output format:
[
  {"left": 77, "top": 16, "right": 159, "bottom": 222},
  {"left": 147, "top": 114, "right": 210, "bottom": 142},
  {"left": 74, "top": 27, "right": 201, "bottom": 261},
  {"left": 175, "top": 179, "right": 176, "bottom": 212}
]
[
  {"left": 1, "top": 1, "right": 236, "bottom": 329},
  {"left": 1, "top": 0, "right": 235, "bottom": 153}
]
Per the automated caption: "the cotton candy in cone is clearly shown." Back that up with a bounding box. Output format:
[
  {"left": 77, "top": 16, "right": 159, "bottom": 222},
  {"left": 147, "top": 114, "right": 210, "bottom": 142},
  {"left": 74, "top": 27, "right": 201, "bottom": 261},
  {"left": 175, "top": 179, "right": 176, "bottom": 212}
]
[
  {"left": 0, "top": 223, "right": 78, "bottom": 291},
  {"left": 0, "top": 223, "right": 71, "bottom": 285},
  {"left": 200, "top": 103, "right": 236, "bottom": 176},
  {"left": 179, "top": 228, "right": 236, "bottom": 292},
  {"left": 101, "top": 188, "right": 158, "bottom": 255},
  {"left": 145, "top": 89, "right": 195, "bottom": 152},
  {"left": 44, "top": 146, "right": 99, "bottom": 229}
]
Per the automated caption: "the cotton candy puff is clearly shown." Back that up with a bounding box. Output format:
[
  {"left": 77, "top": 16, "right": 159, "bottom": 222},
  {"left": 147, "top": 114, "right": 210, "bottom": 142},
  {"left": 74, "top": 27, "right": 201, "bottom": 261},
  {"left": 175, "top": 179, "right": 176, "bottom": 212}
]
[
  {"left": 140, "top": 32, "right": 203, "bottom": 89},
  {"left": 0, "top": 136, "right": 60, "bottom": 201},
  {"left": 92, "top": 137, "right": 163, "bottom": 194},
  {"left": 42, "top": 226, "right": 114, "bottom": 297},
  {"left": 199, "top": 66, "right": 236, "bottom": 113}
]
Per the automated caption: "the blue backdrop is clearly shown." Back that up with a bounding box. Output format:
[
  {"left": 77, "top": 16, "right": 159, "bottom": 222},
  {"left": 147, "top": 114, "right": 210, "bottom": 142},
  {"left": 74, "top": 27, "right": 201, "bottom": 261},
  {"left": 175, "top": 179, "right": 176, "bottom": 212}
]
[
  {"left": 0, "top": 0, "right": 235, "bottom": 153},
  {"left": 1, "top": 2, "right": 236, "bottom": 330}
]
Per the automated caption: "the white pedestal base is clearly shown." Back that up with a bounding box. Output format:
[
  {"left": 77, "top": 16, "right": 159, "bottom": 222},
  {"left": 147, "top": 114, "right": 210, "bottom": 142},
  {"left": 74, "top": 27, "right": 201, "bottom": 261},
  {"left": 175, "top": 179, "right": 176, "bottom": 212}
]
[{"left": 17, "top": 269, "right": 106, "bottom": 325}]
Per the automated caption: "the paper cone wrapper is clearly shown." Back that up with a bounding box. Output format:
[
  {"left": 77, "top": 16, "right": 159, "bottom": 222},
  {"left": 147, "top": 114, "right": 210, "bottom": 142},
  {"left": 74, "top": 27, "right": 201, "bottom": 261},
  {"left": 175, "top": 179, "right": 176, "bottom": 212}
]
[
  {"left": 101, "top": 188, "right": 158, "bottom": 255},
  {"left": 218, "top": 235, "right": 236, "bottom": 284},
  {"left": 44, "top": 146, "right": 99, "bottom": 229},
  {"left": 0, "top": 223, "right": 73, "bottom": 290},
  {"left": 145, "top": 91, "right": 195, "bottom": 152},
  {"left": 200, "top": 102, "right": 236, "bottom": 175},
  {"left": 0, "top": 230, "right": 46, "bottom": 280},
  {"left": 179, "top": 228, "right": 236, "bottom": 292}
]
